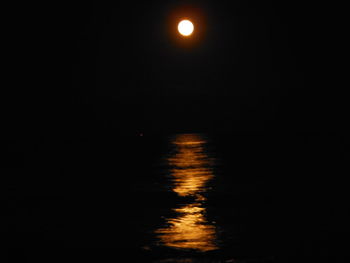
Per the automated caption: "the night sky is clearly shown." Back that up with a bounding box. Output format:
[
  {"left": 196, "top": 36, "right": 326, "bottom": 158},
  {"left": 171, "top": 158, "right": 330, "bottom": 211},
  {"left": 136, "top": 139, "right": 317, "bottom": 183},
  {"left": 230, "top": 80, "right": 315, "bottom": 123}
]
[{"left": 4, "top": 1, "right": 346, "bottom": 140}]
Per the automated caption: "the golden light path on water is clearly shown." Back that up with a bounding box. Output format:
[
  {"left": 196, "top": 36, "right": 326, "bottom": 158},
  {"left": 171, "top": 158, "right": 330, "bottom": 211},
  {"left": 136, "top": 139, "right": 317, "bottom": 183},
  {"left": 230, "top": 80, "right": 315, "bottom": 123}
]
[{"left": 155, "top": 134, "right": 218, "bottom": 252}]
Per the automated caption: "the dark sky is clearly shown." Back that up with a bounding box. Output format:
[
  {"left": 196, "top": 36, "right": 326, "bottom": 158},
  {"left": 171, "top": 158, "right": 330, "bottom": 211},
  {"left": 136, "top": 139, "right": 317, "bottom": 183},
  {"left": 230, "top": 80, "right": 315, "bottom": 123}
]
[{"left": 5, "top": 1, "right": 346, "bottom": 139}]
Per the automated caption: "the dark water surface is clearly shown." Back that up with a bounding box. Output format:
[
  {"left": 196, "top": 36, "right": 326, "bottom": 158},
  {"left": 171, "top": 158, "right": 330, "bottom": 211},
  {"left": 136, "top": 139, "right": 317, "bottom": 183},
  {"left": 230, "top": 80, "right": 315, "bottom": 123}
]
[{"left": 2, "top": 133, "right": 349, "bottom": 262}]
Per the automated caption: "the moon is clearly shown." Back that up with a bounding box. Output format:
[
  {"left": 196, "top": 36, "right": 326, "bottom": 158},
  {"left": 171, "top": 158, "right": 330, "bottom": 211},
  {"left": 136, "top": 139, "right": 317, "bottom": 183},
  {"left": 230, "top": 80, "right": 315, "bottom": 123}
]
[{"left": 178, "top": 20, "right": 194, "bottom": 37}]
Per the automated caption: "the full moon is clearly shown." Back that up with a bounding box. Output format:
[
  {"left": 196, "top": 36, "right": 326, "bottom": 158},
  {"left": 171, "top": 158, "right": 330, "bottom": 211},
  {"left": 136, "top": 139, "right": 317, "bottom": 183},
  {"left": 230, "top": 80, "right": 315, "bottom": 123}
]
[{"left": 178, "top": 20, "right": 194, "bottom": 36}]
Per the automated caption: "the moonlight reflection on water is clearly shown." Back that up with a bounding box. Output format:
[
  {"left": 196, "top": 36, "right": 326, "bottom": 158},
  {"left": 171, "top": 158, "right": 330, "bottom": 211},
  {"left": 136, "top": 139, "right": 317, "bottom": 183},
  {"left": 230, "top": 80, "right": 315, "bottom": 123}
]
[{"left": 155, "top": 134, "right": 218, "bottom": 252}]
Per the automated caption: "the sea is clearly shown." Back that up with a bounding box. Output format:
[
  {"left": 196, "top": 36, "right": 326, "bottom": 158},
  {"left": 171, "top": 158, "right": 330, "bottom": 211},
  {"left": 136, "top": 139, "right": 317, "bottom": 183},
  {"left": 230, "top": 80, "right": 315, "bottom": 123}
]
[{"left": 2, "top": 132, "right": 349, "bottom": 262}]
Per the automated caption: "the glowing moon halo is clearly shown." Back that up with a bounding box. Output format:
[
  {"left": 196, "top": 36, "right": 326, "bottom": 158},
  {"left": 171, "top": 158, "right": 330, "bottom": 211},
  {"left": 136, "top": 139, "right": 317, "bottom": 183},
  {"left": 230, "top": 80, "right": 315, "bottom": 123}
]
[{"left": 178, "top": 20, "right": 194, "bottom": 36}]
